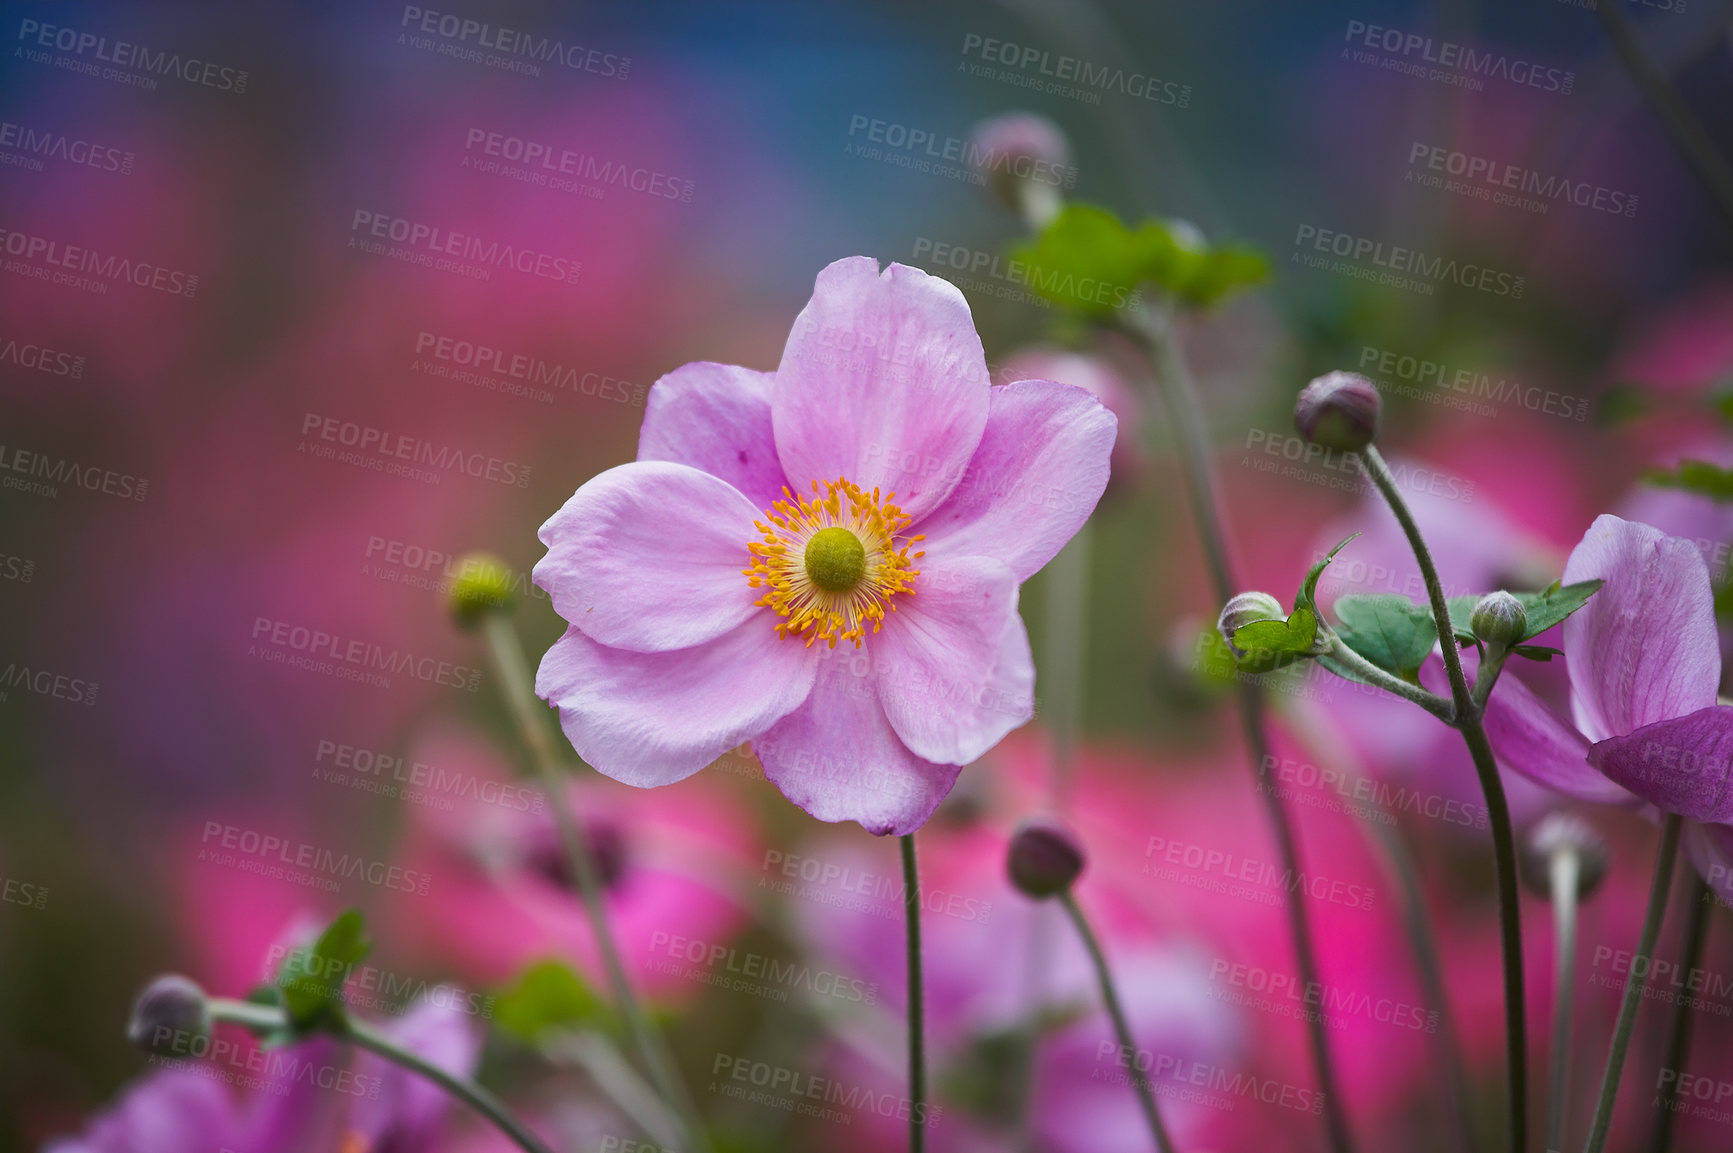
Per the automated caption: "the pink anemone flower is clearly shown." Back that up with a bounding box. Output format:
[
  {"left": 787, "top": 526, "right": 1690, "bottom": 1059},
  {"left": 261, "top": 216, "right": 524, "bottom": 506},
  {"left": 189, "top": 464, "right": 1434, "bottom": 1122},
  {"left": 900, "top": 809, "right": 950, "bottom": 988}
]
[{"left": 533, "top": 256, "right": 1116, "bottom": 835}]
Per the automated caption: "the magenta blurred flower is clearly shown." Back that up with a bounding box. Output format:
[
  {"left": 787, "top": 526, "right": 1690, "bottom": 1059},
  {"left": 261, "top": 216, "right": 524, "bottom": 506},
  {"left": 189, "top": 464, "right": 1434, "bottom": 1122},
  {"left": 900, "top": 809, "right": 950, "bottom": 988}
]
[
  {"left": 534, "top": 257, "right": 1116, "bottom": 834},
  {"left": 1484, "top": 514, "right": 1733, "bottom": 818}
]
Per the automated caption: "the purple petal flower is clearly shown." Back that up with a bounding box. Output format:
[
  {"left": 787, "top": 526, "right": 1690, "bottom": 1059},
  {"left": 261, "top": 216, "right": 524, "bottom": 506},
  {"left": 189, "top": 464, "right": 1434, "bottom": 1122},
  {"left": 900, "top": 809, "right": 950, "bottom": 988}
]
[{"left": 535, "top": 257, "right": 1115, "bottom": 834}]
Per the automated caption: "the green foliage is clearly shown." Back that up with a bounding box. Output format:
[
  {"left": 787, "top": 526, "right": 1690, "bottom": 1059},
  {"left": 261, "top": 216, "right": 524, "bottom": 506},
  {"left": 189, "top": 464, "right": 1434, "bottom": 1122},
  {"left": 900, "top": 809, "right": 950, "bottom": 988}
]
[
  {"left": 1332, "top": 595, "right": 1438, "bottom": 680},
  {"left": 1643, "top": 459, "right": 1733, "bottom": 502},
  {"left": 494, "top": 960, "right": 607, "bottom": 1043},
  {"left": 1445, "top": 580, "right": 1603, "bottom": 645},
  {"left": 274, "top": 909, "right": 371, "bottom": 1031}
]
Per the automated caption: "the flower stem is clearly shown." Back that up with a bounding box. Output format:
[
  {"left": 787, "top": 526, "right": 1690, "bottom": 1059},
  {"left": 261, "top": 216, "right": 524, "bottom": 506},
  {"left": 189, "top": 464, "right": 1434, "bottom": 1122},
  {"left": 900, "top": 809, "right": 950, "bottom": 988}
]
[
  {"left": 1130, "top": 304, "right": 1354, "bottom": 1153},
  {"left": 1060, "top": 890, "right": 1179, "bottom": 1153},
  {"left": 480, "top": 612, "right": 710, "bottom": 1153},
  {"left": 1043, "top": 524, "right": 1092, "bottom": 804},
  {"left": 1321, "top": 631, "right": 1456, "bottom": 724},
  {"left": 206, "top": 998, "right": 556, "bottom": 1153},
  {"left": 1584, "top": 813, "right": 1684, "bottom": 1153},
  {"left": 1545, "top": 846, "right": 1581, "bottom": 1153},
  {"left": 901, "top": 833, "right": 927, "bottom": 1153},
  {"left": 1650, "top": 870, "right": 1712, "bottom": 1153},
  {"left": 1594, "top": 0, "right": 1733, "bottom": 234},
  {"left": 1359, "top": 445, "right": 1527, "bottom": 1153}
]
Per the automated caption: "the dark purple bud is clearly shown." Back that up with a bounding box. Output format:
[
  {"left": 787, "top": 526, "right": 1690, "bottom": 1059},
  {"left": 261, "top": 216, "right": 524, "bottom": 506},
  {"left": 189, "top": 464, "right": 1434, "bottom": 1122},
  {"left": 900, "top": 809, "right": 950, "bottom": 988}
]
[
  {"left": 1295, "top": 371, "right": 1382, "bottom": 453},
  {"left": 127, "top": 974, "right": 211, "bottom": 1056},
  {"left": 1008, "top": 815, "right": 1086, "bottom": 899}
]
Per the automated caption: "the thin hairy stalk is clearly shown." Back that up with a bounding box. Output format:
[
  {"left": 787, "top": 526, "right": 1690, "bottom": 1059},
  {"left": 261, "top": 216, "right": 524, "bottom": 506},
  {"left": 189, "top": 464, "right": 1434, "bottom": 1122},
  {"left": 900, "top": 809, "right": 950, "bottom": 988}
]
[
  {"left": 1359, "top": 445, "right": 1527, "bottom": 1153},
  {"left": 1546, "top": 848, "right": 1581, "bottom": 1153},
  {"left": 901, "top": 834, "right": 928, "bottom": 1153},
  {"left": 206, "top": 998, "right": 556, "bottom": 1153},
  {"left": 1595, "top": 0, "right": 1733, "bottom": 234},
  {"left": 1321, "top": 632, "right": 1457, "bottom": 723},
  {"left": 480, "top": 613, "right": 710, "bottom": 1153},
  {"left": 1651, "top": 871, "right": 1713, "bottom": 1152},
  {"left": 1584, "top": 814, "right": 1683, "bottom": 1153},
  {"left": 1060, "top": 891, "right": 1179, "bottom": 1153},
  {"left": 1130, "top": 304, "right": 1354, "bottom": 1153}
]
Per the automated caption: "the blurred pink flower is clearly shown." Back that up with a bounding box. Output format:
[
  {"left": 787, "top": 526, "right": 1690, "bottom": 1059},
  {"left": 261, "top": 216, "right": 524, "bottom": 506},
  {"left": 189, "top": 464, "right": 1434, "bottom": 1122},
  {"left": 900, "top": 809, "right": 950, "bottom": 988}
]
[
  {"left": 534, "top": 256, "right": 1116, "bottom": 834},
  {"left": 997, "top": 346, "right": 1146, "bottom": 491}
]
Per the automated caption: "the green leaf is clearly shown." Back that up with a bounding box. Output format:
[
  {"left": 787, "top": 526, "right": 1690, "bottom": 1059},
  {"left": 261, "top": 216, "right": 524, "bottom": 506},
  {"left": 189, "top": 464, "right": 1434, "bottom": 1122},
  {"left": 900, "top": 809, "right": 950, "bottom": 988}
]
[
  {"left": 276, "top": 909, "right": 371, "bottom": 1029},
  {"left": 1332, "top": 595, "right": 1438, "bottom": 679},
  {"left": 1011, "top": 204, "right": 1148, "bottom": 314},
  {"left": 1643, "top": 460, "right": 1733, "bottom": 502},
  {"left": 1182, "top": 245, "right": 1272, "bottom": 307},
  {"left": 494, "top": 960, "right": 606, "bottom": 1043},
  {"left": 1297, "top": 534, "right": 1361, "bottom": 613},
  {"left": 1511, "top": 644, "right": 1562, "bottom": 661},
  {"left": 1447, "top": 580, "right": 1603, "bottom": 645},
  {"left": 1233, "top": 606, "right": 1318, "bottom": 655}
]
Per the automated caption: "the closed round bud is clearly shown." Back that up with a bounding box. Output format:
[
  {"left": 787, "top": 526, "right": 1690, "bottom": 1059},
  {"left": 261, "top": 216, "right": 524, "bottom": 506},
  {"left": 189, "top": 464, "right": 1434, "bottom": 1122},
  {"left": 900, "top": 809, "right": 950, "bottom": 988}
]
[
  {"left": 1217, "top": 591, "right": 1286, "bottom": 656},
  {"left": 449, "top": 552, "right": 516, "bottom": 629},
  {"left": 1519, "top": 813, "right": 1610, "bottom": 901},
  {"left": 127, "top": 974, "right": 211, "bottom": 1057},
  {"left": 1295, "top": 371, "right": 1382, "bottom": 453},
  {"left": 1008, "top": 815, "right": 1086, "bottom": 899},
  {"left": 1471, "top": 591, "right": 1528, "bottom": 648},
  {"left": 968, "top": 112, "right": 1071, "bottom": 226}
]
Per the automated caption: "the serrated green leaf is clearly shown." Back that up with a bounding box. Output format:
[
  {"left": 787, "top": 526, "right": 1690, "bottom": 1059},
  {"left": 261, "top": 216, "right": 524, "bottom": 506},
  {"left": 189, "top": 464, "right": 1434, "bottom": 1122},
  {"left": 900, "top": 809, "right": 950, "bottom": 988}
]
[
  {"left": 1298, "top": 534, "right": 1361, "bottom": 613},
  {"left": 494, "top": 960, "right": 606, "bottom": 1043},
  {"left": 1448, "top": 580, "right": 1602, "bottom": 645},
  {"left": 1644, "top": 460, "right": 1733, "bottom": 501},
  {"left": 277, "top": 909, "right": 370, "bottom": 1029},
  {"left": 1233, "top": 606, "right": 1318, "bottom": 654},
  {"left": 1333, "top": 595, "right": 1438, "bottom": 679}
]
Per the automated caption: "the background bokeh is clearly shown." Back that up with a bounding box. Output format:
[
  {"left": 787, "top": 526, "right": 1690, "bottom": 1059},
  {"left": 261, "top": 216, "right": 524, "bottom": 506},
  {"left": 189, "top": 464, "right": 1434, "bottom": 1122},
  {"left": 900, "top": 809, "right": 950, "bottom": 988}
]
[{"left": 5, "top": 1, "right": 1733, "bottom": 1150}]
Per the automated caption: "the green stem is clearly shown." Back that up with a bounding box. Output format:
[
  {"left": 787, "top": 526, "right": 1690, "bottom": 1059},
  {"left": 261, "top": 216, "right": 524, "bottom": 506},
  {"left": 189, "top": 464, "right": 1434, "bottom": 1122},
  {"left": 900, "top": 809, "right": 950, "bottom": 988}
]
[
  {"left": 1360, "top": 445, "right": 1527, "bottom": 1153},
  {"left": 901, "top": 833, "right": 927, "bottom": 1153},
  {"left": 1131, "top": 304, "right": 1354, "bottom": 1153},
  {"left": 1594, "top": 0, "right": 1733, "bottom": 235},
  {"left": 1583, "top": 814, "right": 1684, "bottom": 1153},
  {"left": 206, "top": 998, "right": 556, "bottom": 1153},
  {"left": 480, "top": 612, "right": 710, "bottom": 1153},
  {"left": 1546, "top": 848, "right": 1581, "bottom": 1153},
  {"left": 1650, "top": 870, "right": 1712, "bottom": 1153},
  {"left": 1321, "top": 632, "right": 1457, "bottom": 724},
  {"left": 1060, "top": 890, "right": 1179, "bottom": 1153}
]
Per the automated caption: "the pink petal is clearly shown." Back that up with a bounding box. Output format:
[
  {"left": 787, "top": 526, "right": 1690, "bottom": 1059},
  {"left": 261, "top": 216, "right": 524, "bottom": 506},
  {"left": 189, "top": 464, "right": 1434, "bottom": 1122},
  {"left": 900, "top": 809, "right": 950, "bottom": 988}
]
[
  {"left": 772, "top": 257, "right": 990, "bottom": 521},
  {"left": 535, "top": 461, "right": 763, "bottom": 653},
  {"left": 1586, "top": 706, "right": 1733, "bottom": 821},
  {"left": 536, "top": 622, "right": 817, "bottom": 787},
  {"left": 637, "top": 361, "right": 790, "bottom": 511},
  {"left": 1481, "top": 671, "right": 1637, "bottom": 806},
  {"left": 918, "top": 379, "right": 1117, "bottom": 581},
  {"left": 753, "top": 668, "right": 962, "bottom": 836},
  {"left": 1562, "top": 514, "right": 1720, "bottom": 741},
  {"left": 874, "top": 557, "right": 1030, "bottom": 764},
  {"left": 1685, "top": 820, "right": 1733, "bottom": 905}
]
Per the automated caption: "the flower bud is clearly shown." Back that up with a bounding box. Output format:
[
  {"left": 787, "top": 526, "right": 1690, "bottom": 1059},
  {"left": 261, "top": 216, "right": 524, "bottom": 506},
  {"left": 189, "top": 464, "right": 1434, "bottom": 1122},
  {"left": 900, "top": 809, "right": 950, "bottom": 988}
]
[
  {"left": 1217, "top": 591, "right": 1286, "bottom": 657},
  {"left": 1471, "top": 591, "right": 1528, "bottom": 648},
  {"left": 449, "top": 552, "right": 516, "bottom": 629},
  {"left": 1007, "top": 815, "right": 1086, "bottom": 898},
  {"left": 127, "top": 974, "right": 211, "bottom": 1057},
  {"left": 968, "top": 112, "right": 1070, "bottom": 227},
  {"left": 1295, "top": 371, "right": 1381, "bottom": 453},
  {"left": 1519, "top": 813, "right": 1610, "bottom": 901}
]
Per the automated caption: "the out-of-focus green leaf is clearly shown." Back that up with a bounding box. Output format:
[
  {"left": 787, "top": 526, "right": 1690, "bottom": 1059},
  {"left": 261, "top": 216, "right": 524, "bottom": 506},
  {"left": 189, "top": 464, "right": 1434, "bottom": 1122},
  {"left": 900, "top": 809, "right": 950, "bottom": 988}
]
[
  {"left": 1643, "top": 460, "right": 1733, "bottom": 502},
  {"left": 276, "top": 909, "right": 370, "bottom": 1030},
  {"left": 494, "top": 960, "right": 606, "bottom": 1043}
]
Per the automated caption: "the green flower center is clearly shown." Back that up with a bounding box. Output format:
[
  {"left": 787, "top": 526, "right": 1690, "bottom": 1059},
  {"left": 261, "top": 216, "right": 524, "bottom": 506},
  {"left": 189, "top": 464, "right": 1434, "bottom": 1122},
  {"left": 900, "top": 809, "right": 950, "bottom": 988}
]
[{"left": 803, "top": 526, "right": 867, "bottom": 593}]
